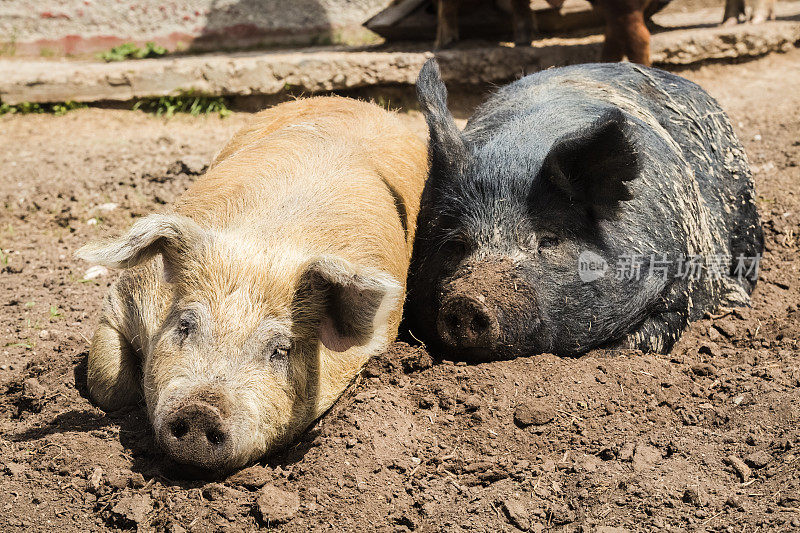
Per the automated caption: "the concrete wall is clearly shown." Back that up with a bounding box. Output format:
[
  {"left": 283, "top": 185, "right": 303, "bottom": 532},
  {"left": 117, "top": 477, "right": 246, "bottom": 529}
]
[{"left": 0, "top": 0, "right": 392, "bottom": 56}]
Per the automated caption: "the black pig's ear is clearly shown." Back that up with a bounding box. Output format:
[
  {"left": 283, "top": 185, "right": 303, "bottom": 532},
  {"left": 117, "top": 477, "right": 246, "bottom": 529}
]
[
  {"left": 542, "top": 108, "right": 639, "bottom": 213},
  {"left": 300, "top": 256, "right": 401, "bottom": 353},
  {"left": 416, "top": 58, "right": 467, "bottom": 174}
]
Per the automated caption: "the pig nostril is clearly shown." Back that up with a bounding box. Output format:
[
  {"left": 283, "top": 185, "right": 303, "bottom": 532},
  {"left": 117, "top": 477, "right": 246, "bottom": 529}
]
[
  {"left": 446, "top": 314, "right": 460, "bottom": 333},
  {"left": 170, "top": 419, "right": 189, "bottom": 439},
  {"left": 438, "top": 295, "right": 501, "bottom": 351},
  {"left": 206, "top": 428, "right": 226, "bottom": 446},
  {"left": 472, "top": 313, "right": 490, "bottom": 333},
  {"left": 160, "top": 401, "right": 233, "bottom": 469}
]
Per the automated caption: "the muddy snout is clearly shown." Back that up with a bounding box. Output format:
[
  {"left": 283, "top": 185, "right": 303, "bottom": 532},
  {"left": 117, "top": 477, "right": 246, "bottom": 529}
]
[
  {"left": 437, "top": 294, "right": 500, "bottom": 350},
  {"left": 436, "top": 257, "right": 540, "bottom": 359},
  {"left": 158, "top": 395, "right": 234, "bottom": 470}
]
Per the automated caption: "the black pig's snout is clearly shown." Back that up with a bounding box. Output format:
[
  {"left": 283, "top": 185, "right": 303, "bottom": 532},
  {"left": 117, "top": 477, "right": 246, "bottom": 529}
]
[
  {"left": 432, "top": 256, "right": 542, "bottom": 359},
  {"left": 159, "top": 400, "right": 234, "bottom": 471},
  {"left": 437, "top": 295, "right": 500, "bottom": 350}
]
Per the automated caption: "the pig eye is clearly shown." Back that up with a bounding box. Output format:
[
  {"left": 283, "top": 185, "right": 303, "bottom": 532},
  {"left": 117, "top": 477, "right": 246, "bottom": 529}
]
[
  {"left": 266, "top": 341, "right": 291, "bottom": 378},
  {"left": 444, "top": 237, "right": 468, "bottom": 257},
  {"left": 538, "top": 235, "right": 561, "bottom": 251},
  {"left": 176, "top": 313, "right": 197, "bottom": 342},
  {"left": 270, "top": 346, "right": 289, "bottom": 363}
]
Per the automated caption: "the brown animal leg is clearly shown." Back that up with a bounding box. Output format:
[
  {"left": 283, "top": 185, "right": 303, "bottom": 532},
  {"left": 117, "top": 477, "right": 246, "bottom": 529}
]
[
  {"left": 510, "top": 0, "right": 535, "bottom": 46},
  {"left": 722, "top": 0, "right": 746, "bottom": 25},
  {"left": 435, "top": 0, "right": 460, "bottom": 49},
  {"left": 88, "top": 321, "right": 142, "bottom": 411},
  {"left": 598, "top": 8, "right": 625, "bottom": 63},
  {"left": 601, "top": 17, "right": 627, "bottom": 63},
  {"left": 598, "top": 0, "right": 652, "bottom": 67},
  {"left": 621, "top": 11, "right": 651, "bottom": 66}
]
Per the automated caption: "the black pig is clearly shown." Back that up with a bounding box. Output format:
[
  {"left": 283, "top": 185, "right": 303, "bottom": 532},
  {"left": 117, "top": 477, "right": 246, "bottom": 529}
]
[{"left": 407, "top": 59, "right": 763, "bottom": 358}]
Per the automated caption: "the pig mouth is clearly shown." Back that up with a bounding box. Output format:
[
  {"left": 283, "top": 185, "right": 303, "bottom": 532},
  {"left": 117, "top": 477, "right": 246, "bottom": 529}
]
[{"left": 434, "top": 258, "right": 544, "bottom": 360}]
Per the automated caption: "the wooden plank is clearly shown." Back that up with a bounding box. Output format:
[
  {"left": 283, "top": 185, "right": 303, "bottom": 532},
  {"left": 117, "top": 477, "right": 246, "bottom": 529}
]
[
  {"left": 366, "top": 0, "right": 602, "bottom": 43},
  {"left": 367, "top": 0, "right": 430, "bottom": 28}
]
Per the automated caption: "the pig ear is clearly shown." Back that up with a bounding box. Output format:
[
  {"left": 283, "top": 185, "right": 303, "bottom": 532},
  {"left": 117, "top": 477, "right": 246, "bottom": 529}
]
[
  {"left": 416, "top": 58, "right": 467, "bottom": 176},
  {"left": 542, "top": 108, "right": 639, "bottom": 212},
  {"left": 302, "top": 257, "right": 402, "bottom": 353},
  {"left": 75, "top": 213, "right": 204, "bottom": 281}
]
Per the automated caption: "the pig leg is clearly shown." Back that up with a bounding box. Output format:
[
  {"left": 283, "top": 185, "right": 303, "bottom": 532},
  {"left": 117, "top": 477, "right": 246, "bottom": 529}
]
[
  {"left": 601, "top": 18, "right": 627, "bottom": 63},
  {"left": 598, "top": 0, "right": 652, "bottom": 66},
  {"left": 750, "top": 0, "right": 775, "bottom": 23},
  {"left": 621, "top": 11, "right": 651, "bottom": 66},
  {"left": 83, "top": 268, "right": 167, "bottom": 412},
  {"left": 616, "top": 310, "right": 689, "bottom": 353},
  {"left": 510, "top": 0, "right": 535, "bottom": 46},
  {"left": 435, "top": 0, "right": 460, "bottom": 49},
  {"left": 86, "top": 264, "right": 169, "bottom": 412},
  {"left": 88, "top": 319, "right": 142, "bottom": 411},
  {"left": 722, "top": 0, "right": 745, "bottom": 25},
  {"left": 615, "top": 285, "right": 691, "bottom": 353}
]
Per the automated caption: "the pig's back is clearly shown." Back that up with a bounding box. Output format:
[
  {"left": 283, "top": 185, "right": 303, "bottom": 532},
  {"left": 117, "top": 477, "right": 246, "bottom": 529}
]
[
  {"left": 615, "top": 66, "right": 763, "bottom": 292},
  {"left": 174, "top": 97, "right": 428, "bottom": 282},
  {"left": 470, "top": 63, "right": 762, "bottom": 293}
]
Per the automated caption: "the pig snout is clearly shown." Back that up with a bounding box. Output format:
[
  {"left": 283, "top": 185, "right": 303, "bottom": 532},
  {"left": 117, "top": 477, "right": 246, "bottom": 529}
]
[
  {"left": 437, "top": 294, "right": 500, "bottom": 350},
  {"left": 434, "top": 257, "right": 541, "bottom": 359},
  {"left": 158, "top": 398, "right": 234, "bottom": 470}
]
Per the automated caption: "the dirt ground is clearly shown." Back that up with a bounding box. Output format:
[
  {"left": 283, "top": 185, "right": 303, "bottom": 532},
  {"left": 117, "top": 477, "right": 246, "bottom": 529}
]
[{"left": 1, "top": 48, "right": 799, "bottom": 532}]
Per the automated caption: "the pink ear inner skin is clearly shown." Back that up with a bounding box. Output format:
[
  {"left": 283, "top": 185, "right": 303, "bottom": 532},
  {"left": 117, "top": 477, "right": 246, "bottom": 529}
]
[{"left": 318, "top": 315, "right": 357, "bottom": 353}]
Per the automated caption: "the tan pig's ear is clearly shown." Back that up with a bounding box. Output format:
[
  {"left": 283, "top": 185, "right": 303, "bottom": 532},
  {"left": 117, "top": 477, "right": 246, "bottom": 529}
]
[
  {"left": 75, "top": 213, "right": 206, "bottom": 281},
  {"left": 299, "top": 256, "right": 401, "bottom": 353}
]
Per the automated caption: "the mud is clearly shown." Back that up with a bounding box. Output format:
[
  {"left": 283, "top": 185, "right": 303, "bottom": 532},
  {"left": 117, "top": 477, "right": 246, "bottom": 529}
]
[{"left": 1, "top": 49, "right": 799, "bottom": 532}]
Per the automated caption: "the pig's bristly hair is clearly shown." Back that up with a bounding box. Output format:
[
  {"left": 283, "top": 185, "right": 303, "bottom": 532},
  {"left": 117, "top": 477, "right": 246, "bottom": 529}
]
[{"left": 415, "top": 59, "right": 467, "bottom": 172}]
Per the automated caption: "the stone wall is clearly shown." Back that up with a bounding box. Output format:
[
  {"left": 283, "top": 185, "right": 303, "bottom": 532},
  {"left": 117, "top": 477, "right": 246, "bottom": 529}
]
[{"left": 0, "top": 0, "right": 392, "bottom": 56}]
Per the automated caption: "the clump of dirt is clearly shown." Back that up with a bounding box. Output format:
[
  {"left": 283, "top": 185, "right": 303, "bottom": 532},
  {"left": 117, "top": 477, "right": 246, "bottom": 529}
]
[
  {"left": 446, "top": 256, "right": 530, "bottom": 306},
  {"left": 0, "top": 50, "right": 798, "bottom": 532}
]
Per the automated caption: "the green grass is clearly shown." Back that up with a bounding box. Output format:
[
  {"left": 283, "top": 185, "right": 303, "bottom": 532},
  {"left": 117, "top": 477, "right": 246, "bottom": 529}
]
[
  {"left": 0, "top": 100, "right": 87, "bottom": 116},
  {"left": 133, "top": 91, "right": 231, "bottom": 118},
  {"left": 49, "top": 305, "right": 62, "bottom": 320},
  {"left": 5, "top": 342, "right": 32, "bottom": 350},
  {"left": 98, "top": 41, "right": 167, "bottom": 62},
  {"left": 1, "top": 91, "right": 231, "bottom": 119}
]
